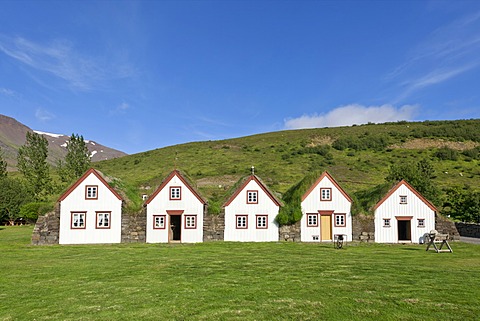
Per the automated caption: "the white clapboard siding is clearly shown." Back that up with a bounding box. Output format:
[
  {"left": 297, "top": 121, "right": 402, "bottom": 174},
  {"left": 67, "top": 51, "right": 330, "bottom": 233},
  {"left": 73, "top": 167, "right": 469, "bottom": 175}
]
[
  {"left": 146, "top": 170, "right": 206, "bottom": 243},
  {"left": 224, "top": 176, "right": 280, "bottom": 242},
  {"left": 300, "top": 171, "right": 352, "bottom": 242},
  {"left": 59, "top": 169, "right": 123, "bottom": 244},
  {"left": 374, "top": 180, "right": 436, "bottom": 243}
]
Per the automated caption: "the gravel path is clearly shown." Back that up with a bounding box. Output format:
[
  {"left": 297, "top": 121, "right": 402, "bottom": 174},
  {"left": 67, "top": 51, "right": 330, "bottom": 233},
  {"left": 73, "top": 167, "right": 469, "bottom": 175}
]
[{"left": 460, "top": 236, "right": 480, "bottom": 245}]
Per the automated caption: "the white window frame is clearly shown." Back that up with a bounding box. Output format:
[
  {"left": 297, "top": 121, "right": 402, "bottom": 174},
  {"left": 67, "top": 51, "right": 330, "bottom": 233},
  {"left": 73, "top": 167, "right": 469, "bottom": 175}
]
[
  {"left": 400, "top": 195, "right": 407, "bottom": 204},
  {"left": 247, "top": 190, "right": 258, "bottom": 204},
  {"left": 170, "top": 186, "right": 181, "bottom": 200},
  {"left": 153, "top": 215, "right": 166, "bottom": 229},
  {"left": 71, "top": 212, "right": 86, "bottom": 229},
  {"left": 185, "top": 215, "right": 197, "bottom": 229},
  {"left": 418, "top": 218, "right": 425, "bottom": 228},
  {"left": 334, "top": 214, "right": 346, "bottom": 227},
  {"left": 307, "top": 214, "right": 318, "bottom": 227},
  {"left": 236, "top": 215, "right": 248, "bottom": 229},
  {"left": 320, "top": 188, "right": 332, "bottom": 201},
  {"left": 256, "top": 215, "right": 267, "bottom": 229},
  {"left": 383, "top": 218, "right": 391, "bottom": 227},
  {"left": 85, "top": 185, "right": 98, "bottom": 199},
  {"left": 96, "top": 212, "right": 110, "bottom": 229}
]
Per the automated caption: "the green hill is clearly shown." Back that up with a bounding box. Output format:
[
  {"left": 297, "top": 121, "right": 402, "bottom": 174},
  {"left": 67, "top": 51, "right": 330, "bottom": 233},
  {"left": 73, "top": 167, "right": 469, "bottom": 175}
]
[{"left": 93, "top": 119, "right": 480, "bottom": 215}]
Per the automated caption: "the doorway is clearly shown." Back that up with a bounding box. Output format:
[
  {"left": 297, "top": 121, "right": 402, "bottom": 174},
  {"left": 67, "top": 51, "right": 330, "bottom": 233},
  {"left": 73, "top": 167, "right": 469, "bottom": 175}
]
[
  {"left": 320, "top": 215, "right": 332, "bottom": 241},
  {"left": 169, "top": 215, "right": 182, "bottom": 242},
  {"left": 397, "top": 220, "right": 411, "bottom": 241}
]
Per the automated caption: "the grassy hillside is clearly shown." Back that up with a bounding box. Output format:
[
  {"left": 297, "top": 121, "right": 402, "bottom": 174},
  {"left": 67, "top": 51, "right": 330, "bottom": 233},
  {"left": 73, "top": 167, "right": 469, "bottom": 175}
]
[{"left": 93, "top": 119, "right": 480, "bottom": 213}]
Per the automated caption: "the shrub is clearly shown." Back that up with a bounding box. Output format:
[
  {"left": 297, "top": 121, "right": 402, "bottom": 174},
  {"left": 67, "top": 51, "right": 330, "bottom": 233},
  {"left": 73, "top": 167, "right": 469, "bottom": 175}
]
[
  {"left": 434, "top": 147, "right": 459, "bottom": 161},
  {"left": 19, "top": 202, "right": 54, "bottom": 222}
]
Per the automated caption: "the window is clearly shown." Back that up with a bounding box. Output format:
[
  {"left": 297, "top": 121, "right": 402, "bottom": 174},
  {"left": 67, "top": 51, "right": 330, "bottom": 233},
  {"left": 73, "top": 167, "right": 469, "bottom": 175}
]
[
  {"left": 71, "top": 212, "right": 86, "bottom": 229},
  {"left": 256, "top": 215, "right": 268, "bottom": 229},
  {"left": 185, "top": 215, "right": 197, "bottom": 229},
  {"left": 400, "top": 195, "right": 407, "bottom": 204},
  {"left": 170, "top": 186, "right": 181, "bottom": 200},
  {"left": 307, "top": 214, "right": 318, "bottom": 227},
  {"left": 383, "top": 218, "right": 391, "bottom": 227},
  {"left": 153, "top": 215, "right": 166, "bottom": 229},
  {"left": 312, "top": 235, "right": 319, "bottom": 241},
  {"left": 85, "top": 185, "right": 98, "bottom": 199},
  {"left": 418, "top": 219, "right": 425, "bottom": 228},
  {"left": 320, "top": 188, "right": 332, "bottom": 201},
  {"left": 236, "top": 215, "right": 248, "bottom": 229},
  {"left": 247, "top": 190, "right": 258, "bottom": 204},
  {"left": 96, "top": 212, "right": 110, "bottom": 229},
  {"left": 334, "top": 214, "right": 346, "bottom": 227}
]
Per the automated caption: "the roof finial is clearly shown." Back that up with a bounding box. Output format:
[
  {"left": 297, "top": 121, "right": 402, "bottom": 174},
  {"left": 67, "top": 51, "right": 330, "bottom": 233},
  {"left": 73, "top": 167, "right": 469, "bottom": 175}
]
[
  {"left": 174, "top": 151, "right": 178, "bottom": 170},
  {"left": 251, "top": 165, "right": 255, "bottom": 175}
]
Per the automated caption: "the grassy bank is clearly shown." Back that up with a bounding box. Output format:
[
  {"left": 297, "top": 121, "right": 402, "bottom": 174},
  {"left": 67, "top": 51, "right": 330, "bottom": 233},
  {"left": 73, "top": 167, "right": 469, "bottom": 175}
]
[{"left": 1, "top": 226, "right": 479, "bottom": 320}]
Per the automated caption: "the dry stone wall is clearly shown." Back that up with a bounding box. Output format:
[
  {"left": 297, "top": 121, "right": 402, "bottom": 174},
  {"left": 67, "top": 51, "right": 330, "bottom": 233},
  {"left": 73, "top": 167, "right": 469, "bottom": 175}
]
[
  {"left": 121, "top": 210, "right": 146, "bottom": 243},
  {"left": 352, "top": 214, "right": 375, "bottom": 242},
  {"left": 455, "top": 222, "right": 480, "bottom": 238},
  {"left": 203, "top": 213, "right": 225, "bottom": 241},
  {"left": 435, "top": 215, "right": 460, "bottom": 240},
  {"left": 31, "top": 204, "right": 60, "bottom": 245},
  {"left": 279, "top": 221, "right": 301, "bottom": 242}
]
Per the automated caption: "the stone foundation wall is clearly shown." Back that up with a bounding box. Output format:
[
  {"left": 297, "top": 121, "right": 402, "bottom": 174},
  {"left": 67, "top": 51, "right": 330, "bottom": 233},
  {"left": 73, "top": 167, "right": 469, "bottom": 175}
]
[
  {"left": 455, "top": 222, "right": 480, "bottom": 238},
  {"left": 203, "top": 213, "right": 225, "bottom": 241},
  {"left": 31, "top": 204, "right": 60, "bottom": 245},
  {"left": 279, "top": 221, "right": 301, "bottom": 242},
  {"left": 352, "top": 214, "right": 375, "bottom": 242},
  {"left": 435, "top": 214, "right": 460, "bottom": 240},
  {"left": 121, "top": 210, "right": 146, "bottom": 243}
]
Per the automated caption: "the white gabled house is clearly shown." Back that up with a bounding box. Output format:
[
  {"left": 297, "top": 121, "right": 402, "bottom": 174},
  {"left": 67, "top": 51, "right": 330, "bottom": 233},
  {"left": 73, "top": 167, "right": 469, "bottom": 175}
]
[
  {"left": 374, "top": 180, "right": 436, "bottom": 243},
  {"left": 223, "top": 175, "right": 282, "bottom": 242},
  {"left": 300, "top": 171, "right": 353, "bottom": 242},
  {"left": 58, "top": 168, "right": 123, "bottom": 244},
  {"left": 145, "top": 170, "right": 206, "bottom": 243}
]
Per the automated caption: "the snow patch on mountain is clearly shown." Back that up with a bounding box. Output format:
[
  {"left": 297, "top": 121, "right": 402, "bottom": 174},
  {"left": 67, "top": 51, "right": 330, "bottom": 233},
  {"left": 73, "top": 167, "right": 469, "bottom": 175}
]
[{"left": 34, "top": 130, "right": 64, "bottom": 138}]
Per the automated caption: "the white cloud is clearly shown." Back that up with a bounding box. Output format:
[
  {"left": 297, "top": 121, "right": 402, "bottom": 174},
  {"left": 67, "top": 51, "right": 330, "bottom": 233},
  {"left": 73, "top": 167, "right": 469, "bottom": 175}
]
[
  {"left": 35, "top": 108, "right": 55, "bottom": 122},
  {"left": 0, "top": 35, "right": 135, "bottom": 91},
  {"left": 109, "top": 102, "right": 130, "bottom": 116},
  {"left": 0, "top": 87, "right": 15, "bottom": 96},
  {"left": 284, "top": 104, "right": 417, "bottom": 129},
  {"left": 388, "top": 11, "right": 480, "bottom": 101}
]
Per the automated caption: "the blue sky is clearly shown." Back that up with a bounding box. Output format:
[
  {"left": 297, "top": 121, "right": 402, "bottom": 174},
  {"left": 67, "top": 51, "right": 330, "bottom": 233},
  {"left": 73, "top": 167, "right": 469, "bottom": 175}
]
[{"left": 1, "top": 0, "right": 479, "bottom": 154}]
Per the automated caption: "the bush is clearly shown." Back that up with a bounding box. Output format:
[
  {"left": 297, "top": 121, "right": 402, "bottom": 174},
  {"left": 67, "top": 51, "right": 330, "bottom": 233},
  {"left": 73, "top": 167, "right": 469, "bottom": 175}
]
[
  {"left": 19, "top": 202, "right": 54, "bottom": 222},
  {"left": 434, "top": 147, "right": 459, "bottom": 161}
]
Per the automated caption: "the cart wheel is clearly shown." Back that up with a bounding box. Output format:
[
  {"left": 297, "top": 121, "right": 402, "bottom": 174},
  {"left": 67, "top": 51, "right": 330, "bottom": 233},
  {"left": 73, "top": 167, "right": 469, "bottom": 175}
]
[{"left": 336, "top": 238, "right": 343, "bottom": 249}]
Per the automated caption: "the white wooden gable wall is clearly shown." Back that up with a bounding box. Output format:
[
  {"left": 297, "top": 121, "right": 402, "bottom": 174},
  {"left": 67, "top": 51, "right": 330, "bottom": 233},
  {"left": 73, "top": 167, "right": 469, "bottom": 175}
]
[
  {"left": 374, "top": 182, "right": 435, "bottom": 243},
  {"left": 146, "top": 173, "right": 204, "bottom": 243},
  {"left": 301, "top": 174, "right": 352, "bottom": 242},
  {"left": 59, "top": 172, "right": 122, "bottom": 244},
  {"left": 224, "top": 178, "right": 279, "bottom": 242}
]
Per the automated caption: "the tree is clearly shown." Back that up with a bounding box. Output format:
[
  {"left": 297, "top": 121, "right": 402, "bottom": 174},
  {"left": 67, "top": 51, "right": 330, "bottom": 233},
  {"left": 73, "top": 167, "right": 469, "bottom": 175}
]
[
  {"left": 0, "top": 177, "right": 33, "bottom": 225},
  {"left": 0, "top": 147, "right": 7, "bottom": 178},
  {"left": 444, "top": 187, "right": 480, "bottom": 223},
  {"left": 58, "top": 133, "right": 91, "bottom": 184},
  {"left": 17, "top": 132, "right": 51, "bottom": 201},
  {"left": 386, "top": 159, "right": 439, "bottom": 205}
]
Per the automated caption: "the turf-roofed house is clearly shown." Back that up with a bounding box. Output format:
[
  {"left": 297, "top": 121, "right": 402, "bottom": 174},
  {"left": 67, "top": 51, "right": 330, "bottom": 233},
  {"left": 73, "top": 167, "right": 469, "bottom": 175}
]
[
  {"left": 374, "top": 180, "right": 436, "bottom": 244},
  {"left": 145, "top": 170, "right": 207, "bottom": 243},
  {"left": 223, "top": 172, "right": 282, "bottom": 242},
  {"left": 300, "top": 171, "right": 353, "bottom": 242},
  {"left": 58, "top": 168, "right": 124, "bottom": 244}
]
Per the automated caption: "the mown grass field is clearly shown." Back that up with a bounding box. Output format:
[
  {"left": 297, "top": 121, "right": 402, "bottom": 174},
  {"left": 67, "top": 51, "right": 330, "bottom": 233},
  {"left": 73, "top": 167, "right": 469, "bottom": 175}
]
[{"left": 1, "top": 226, "right": 480, "bottom": 320}]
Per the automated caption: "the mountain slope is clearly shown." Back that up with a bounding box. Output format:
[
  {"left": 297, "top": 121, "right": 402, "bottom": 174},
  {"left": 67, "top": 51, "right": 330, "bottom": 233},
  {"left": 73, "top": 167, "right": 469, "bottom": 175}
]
[
  {"left": 0, "top": 114, "right": 127, "bottom": 170},
  {"left": 93, "top": 119, "right": 480, "bottom": 211}
]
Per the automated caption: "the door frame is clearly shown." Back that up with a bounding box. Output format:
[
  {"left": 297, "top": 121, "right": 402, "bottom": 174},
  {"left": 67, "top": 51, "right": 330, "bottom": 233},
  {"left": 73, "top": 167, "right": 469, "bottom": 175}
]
[{"left": 319, "top": 210, "right": 334, "bottom": 241}]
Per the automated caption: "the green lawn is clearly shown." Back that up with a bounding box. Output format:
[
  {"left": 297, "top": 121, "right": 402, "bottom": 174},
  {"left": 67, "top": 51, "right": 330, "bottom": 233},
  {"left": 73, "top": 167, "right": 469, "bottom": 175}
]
[{"left": 1, "top": 226, "right": 479, "bottom": 320}]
